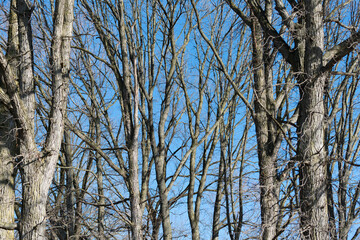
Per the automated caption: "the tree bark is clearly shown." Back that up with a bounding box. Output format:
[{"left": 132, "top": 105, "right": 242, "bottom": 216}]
[
  {"left": 251, "top": 17, "right": 280, "bottom": 240},
  {"left": 64, "top": 131, "right": 75, "bottom": 238},
  {"left": 297, "top": 0, "right": 329, "bottom": 238},
  {"left": 118, "top": 1, "right": 143, "bottom": 239},
  {"left": 0, "top": 110, "right": 16, "bottom": 240},
  {"left": 212, "top": 151, "right": 225, "bottom": 240},
  {"left": 0, "top": 1, "right": 18, "bottom": 238},
  {"left": 15, "top": 0, "right": 74, "bottom": 239}
]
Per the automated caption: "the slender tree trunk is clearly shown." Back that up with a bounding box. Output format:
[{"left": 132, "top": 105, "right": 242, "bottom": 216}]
[
  {"left": 251, "top": 18, "right": 279, "bottom": 240},
  {"left": 324, "top": 77, "right": 336, "bottom": 240},
  {"left": 64, "top": 131, "right": 75, "bottom": 238},
  {"left": 154, "top": 152, "right": 172, "bottom": 240},
  {"left": 118, "top": 1, "right": 143, "bottom": 239},
  {"left": 95, "top": 94, "right": 105, "bottom": 240},
  {"left": 188, "top": 151, "right": 200, "bottom": 240},
  {"left": 128, "top": 146, "right": 142, "bottom": 240},
  {"left": 212, "top": 152, "right": 225, "bottom": 240}
]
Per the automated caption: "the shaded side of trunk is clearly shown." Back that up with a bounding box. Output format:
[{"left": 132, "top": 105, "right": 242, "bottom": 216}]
[{"left": 64, "top": 131, "right": 75, "bottom": 238}]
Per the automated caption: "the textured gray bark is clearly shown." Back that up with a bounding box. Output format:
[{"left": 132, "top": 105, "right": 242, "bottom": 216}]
[
  {"left": 251, "top": 19, "right": 280, "bottom": 240},
  {"left": 154, "top": 150, "right": 172, "bottom": 240},
  {"left": 0, "top": 110, "right": 16, "bottom": 240},
  {"left": 211, "top": 152, "right": 225, "bottom": 240},
  {"left": 10, "top": 0, "right": 74, "bottom": 239},
  {"left": 297, "top": 0, "right": 329, "bottom": 238},
  {"left": 118, "top": 1, "right": 143, "bottom": 239},
  {"left": 0, "top": 1, "right": 18, "bottom": 238},
  {"left": 64, "top": 131, "right": 75, "bottom": 238}
]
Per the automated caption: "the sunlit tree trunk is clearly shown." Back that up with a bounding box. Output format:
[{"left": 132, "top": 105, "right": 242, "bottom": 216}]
[
  {"left": 0, "top": 0, "right": 18, "bottom": 238},
  {"left": 251, "top": 18, "right": 280, "bottom": 239},
  {"left": 118, "top": 1, "right": 142, "bottom": 238},
  {"left": 297, "top": 0, "right": 328, "bottom": 238},
  {"left": 0, "top": 110, "right": 16, "bottom": 240},
  {"left": 14, "top": 0, "right": 74, "bottom": 239}
]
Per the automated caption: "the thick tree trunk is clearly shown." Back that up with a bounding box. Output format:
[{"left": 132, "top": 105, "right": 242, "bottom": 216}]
[
  {"left": 20, "top": 166, "right": 47, "bottom": 240},
  {"left": 0, "top": 1, "right": 18, "bottom": 238},
  {"left": 0, "top": 110, "right": 15, "bottom": 240},
  {"left": 298, "top": 0, "right": 329, "bottom": 238},
  {"left": 297, "top": 75, "right": 328, "bottom": 239},
  {"left": 16, "top": 0, "right": 74, "bottom": 239}
]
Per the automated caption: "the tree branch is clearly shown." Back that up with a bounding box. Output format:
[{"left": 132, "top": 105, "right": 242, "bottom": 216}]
[
  {"left": 0, "top": 222, "right": 19, "bottom": 231},
  {"left": 246, "top": 0, "right": 299, "bottom": 68},
  {"left": 224, "top": 0, "right": 251, "bottom": 26},
  {"left": 323, "top": 30, "right": 360, "bottom": 72}
]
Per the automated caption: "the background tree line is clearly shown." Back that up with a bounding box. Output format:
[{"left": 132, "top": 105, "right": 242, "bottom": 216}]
[{"left": 0, "top": 0, "right": 360, "bottom": 239}]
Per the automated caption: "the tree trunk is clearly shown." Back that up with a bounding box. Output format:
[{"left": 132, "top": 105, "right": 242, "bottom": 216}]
[
  {"left": 16, "top": 0, "right": 74, "bottom": 239},
  {"left": 20, "top": 166, "right": 47, "bottom": 239},
  {"left": 0, "top": 110, "right": 16, "bottom": 240},
  {"left": 251, "top": 18, "right": 279, "bottom": 240},
  {"left": 64, "top": 131, "right": 75, "bottom": 238},
  {"left": 212, "top": 151, "right": 225, "bottom": 240},
  {"left": 0, "top": 0, "right": 18, "bottom": 238},
  {"left": 188, "top": 151, "right": 200, "bottom": 240},
  {"left": 154, "top": 152, "right": 172, "bottom": 240},
  {"left": 118, "top": 0, "right": 143, "bottom": 237},
  {"left": 297, "top": 0, "right": 329, "bottom": 238},
  {"left": 128, "top": 148, "right": 142, "bottom": 240},
  {"left": 297, "top": 75, "right": 328, "bottom": 239}
]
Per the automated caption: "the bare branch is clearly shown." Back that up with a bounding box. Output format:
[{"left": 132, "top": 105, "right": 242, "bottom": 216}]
[
  {"left": 0, "top": 222, "right": 19, "bottom": 231},
  {"left": 323, "top": 30, "right": 360, "bottom": 72}
]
